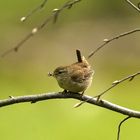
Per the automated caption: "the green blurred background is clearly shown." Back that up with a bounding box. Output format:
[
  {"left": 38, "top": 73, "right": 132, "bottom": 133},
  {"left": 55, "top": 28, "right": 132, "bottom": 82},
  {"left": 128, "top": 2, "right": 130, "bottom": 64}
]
[{"left": 0, "top": 0, "right": 140, "bottom": 140}]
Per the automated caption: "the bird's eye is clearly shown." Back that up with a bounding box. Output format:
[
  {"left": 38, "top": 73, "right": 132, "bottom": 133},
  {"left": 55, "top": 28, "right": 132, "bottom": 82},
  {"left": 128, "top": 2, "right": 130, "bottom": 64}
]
[
  {"left": 58, "top": 71, "right": 63, "bottom": 74},
  {"left": 57, "top": 69, "right": 67, "bottom": 75},
  {"left": 54, "top": 67, "right": 67, "bottom": 76}
]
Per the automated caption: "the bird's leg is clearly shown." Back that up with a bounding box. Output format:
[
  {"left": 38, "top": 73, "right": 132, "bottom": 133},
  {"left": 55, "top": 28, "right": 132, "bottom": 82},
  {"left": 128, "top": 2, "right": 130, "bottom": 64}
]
[{"left": 62, "top": 89, "right": 68, "bottom": 93}]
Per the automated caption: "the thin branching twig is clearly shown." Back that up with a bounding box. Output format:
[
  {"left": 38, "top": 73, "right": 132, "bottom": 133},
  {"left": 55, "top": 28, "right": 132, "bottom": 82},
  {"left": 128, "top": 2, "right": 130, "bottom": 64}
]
[
  {"left": 125, "top": 0, "right": 140, "bottom": 13},
  {"left": 74, "top": 71, "right": 140, "bottom": 108},
  {"left": 88, "top": 28, "right": 140, "bottom": 59},
  {"left": 96, "top": 71, "right": 140, "bottom": 99},
  {"left": 117, "top": 116, "right": 131, "bottom": 140},
  {"left": 1, "top": 0, "right": 81, "bottom": 57},
  {"left": 20, "top": 0, "right": 48, "bottom": 22}
]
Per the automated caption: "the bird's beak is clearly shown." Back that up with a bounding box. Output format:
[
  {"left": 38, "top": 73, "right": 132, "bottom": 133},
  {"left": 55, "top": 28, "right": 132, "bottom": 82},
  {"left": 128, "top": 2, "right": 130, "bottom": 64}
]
[{"left": 48, "top": 72, "right": 53, "bottom": 77}]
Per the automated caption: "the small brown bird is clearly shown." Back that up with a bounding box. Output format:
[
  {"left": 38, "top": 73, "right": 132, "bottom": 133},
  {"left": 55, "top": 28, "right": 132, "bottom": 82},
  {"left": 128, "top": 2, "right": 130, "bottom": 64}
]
[{"left": 48, "top": 50, "right": 94, "bottom": 94}]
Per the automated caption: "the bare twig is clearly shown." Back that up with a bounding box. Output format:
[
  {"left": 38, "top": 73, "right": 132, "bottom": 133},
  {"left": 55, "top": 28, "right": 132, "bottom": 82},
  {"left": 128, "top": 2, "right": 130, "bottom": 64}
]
[
  {"left": 125, "top": 0, "right": 140, "bottom": 13},
  {"left": 88, "top": 28, "right": 140, "bottom": 59},
  {"left": 96, "top": 71, "right": 140, "bottom": 99},
  {"left": 74, "top": 71, "right": 140, "bottom": 107},
  {"left": 20, "top": 0, "right": 48, "bottom": 22},
  {"left": 117, "top": 116, "right": 131, "bottom": 140},
  {"left": 0, "top": 92, "right": 140, "bottom": 118},
  {"left": 1, "top": 0, "right": 81, "bottom": 57}
]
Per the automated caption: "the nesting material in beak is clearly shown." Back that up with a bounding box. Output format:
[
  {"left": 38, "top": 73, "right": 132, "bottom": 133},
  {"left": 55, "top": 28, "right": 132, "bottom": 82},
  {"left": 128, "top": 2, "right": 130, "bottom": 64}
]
[{"left": 48, "top": 72, "right": 53, "bottom": 77}]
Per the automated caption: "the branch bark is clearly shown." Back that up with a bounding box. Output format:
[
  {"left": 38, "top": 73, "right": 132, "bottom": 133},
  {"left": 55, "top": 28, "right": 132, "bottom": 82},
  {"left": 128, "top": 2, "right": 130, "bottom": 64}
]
[{"left": 0, "top": 92, "right": 140, "bottom": 118}]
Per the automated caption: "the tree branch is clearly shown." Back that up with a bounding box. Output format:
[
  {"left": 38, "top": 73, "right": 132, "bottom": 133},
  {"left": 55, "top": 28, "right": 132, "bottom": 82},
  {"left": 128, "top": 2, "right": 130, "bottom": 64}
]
[
  {"left": 1, "top": 0, "right": 81, "bottom": 57},
  {"left": 20, "top": 0, "right": 48, "bottom": 22},
  {"left": 96, "top": 71, "right": 140, "bottom": 99},
  {"left": 88, "top": 28, "right": 140, "bottom": 59},
  {"left": 125, "top": 0, "right": 140, "bottom": 13},
  {"left": 0, "top": 92, "right": 140, "bottom": 118},
  {"left": 117, "top": 116, "right": 131, "bottom": 140}
]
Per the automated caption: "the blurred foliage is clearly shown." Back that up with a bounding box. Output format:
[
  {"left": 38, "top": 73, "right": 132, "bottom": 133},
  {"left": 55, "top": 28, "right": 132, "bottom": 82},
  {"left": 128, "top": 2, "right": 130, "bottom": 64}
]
[{"left": 0, "top": 0, "right": 140, "bottom": 140}]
